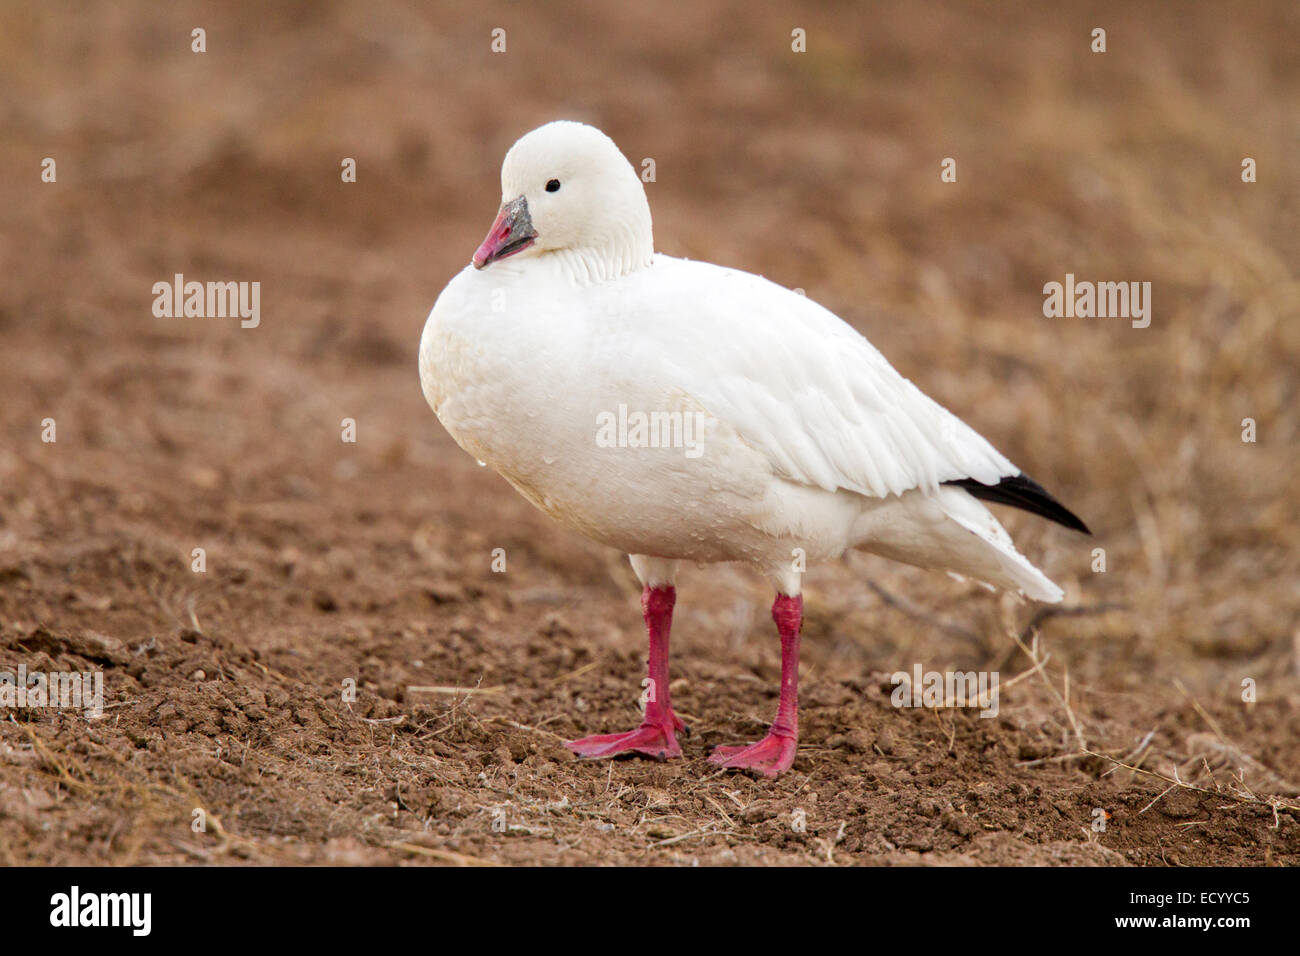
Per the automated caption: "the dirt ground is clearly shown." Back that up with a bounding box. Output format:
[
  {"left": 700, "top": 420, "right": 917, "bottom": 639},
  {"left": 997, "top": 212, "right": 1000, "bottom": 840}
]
[{"left": 1, "top": 0, "right": 1297, "bottom": 866}]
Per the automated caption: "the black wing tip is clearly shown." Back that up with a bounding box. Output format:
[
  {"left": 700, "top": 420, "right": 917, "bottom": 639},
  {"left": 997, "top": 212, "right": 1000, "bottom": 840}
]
[{"left": 946, "top": 473, "right": 1092, "bottom": 535}]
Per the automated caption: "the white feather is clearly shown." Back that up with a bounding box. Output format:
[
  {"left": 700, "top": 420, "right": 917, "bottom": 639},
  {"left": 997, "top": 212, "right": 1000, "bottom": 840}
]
[{"left": 420, "top": 121, "right": 1069, "bottom": 603}]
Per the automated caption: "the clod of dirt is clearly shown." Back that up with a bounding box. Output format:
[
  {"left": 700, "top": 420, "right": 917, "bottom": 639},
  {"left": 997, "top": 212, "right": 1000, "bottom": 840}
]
[{"left": 13, "top": 626, "right": 130, "bottom": 666}]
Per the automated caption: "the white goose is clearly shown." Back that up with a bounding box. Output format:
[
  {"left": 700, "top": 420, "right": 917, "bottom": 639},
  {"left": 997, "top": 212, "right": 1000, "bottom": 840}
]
[{"left": 419, "top": 121, "right": 1088, "bottom": 777}]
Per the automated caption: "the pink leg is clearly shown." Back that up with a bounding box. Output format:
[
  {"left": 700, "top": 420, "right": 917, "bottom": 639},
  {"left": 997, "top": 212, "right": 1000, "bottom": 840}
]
[
  {"left": 566, "top": 585, "right": 683, "bottom": 761},
  {"left": 709, "top": 593, "right": 802, "bottom": 777}
]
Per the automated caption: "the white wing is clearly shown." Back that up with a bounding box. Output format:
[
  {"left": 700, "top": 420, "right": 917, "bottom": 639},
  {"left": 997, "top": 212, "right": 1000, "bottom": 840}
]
[{"left": 628, "top": 257, "right": 1018, "bottom": 499}]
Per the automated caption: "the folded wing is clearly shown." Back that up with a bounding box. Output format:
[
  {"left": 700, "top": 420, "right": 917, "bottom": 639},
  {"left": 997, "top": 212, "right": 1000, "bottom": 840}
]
[{"left": 647, "top": 261, "right": 1019, "bottom": 500}]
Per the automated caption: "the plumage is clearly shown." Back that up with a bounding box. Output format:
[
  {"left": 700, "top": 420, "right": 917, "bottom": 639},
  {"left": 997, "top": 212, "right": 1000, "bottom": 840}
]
[
  {"left": 419, "top": 120, "right": 1088, "bottom": 776},
  {"left": 945, "top": 474, "right": 1091, "bottom": 535}
]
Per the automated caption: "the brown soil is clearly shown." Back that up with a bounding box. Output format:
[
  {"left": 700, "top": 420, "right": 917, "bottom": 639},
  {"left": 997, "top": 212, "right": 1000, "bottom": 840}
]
[{"left": 1, "top": 0, "right": 1297, "bottom": 866}]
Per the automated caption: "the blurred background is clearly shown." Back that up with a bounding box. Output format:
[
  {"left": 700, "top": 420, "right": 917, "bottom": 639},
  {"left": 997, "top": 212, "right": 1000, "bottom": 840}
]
[{"left": 0, "top": 0, "right": 1296, "bottom": 865}]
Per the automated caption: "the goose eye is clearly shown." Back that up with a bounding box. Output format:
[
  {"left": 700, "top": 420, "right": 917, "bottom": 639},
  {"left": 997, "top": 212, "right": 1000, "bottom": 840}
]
[{"left": 545, "top": 179, "right": 561, "bottom": 193}]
